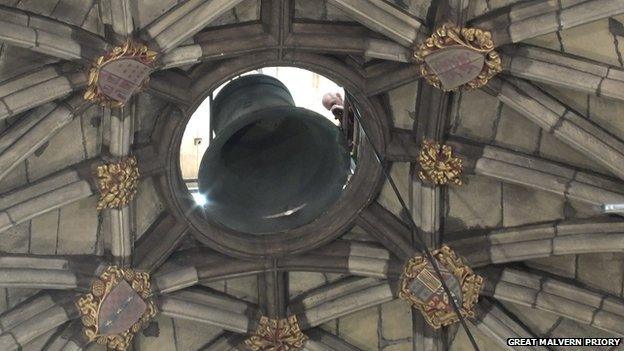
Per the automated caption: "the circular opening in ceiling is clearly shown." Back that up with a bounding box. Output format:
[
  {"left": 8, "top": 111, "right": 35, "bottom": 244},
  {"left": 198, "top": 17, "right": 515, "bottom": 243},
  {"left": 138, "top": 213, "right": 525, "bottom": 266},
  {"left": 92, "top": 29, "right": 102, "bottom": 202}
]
[{"left": 179, "top": 67, "right": 357, "bottom": 234}]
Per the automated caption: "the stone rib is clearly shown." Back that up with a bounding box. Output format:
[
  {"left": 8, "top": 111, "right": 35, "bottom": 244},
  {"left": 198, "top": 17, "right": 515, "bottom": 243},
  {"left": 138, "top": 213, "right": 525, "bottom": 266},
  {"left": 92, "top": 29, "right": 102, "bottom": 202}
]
[
  {"left": 0, "top": 66, "right": 86, "bottom": 122},
  {"left": 450, "top": 140, "right": 624, "bottom": 206},
  {"left": 158, "top": 294, "right": 253, "bottom": 334},
  {"left": 451, "top": 218, "right": 624, "bottom": 267},
  {"left": 326, "top": 0, "right": 422, "bottom": 47},
  {"left": 0, "top": 94, "right": 89, "bottom": 183},
  {"left": 503, "top": 45, "right": 624, "bottom": 102},
  {"left": 490, "top": 77, "right": 624, "bottom": 180},
  {"left": 0, "top": 6, "right": 106, "bottom": 61},
  {"left": 141, "top": 0, "right": 246, "bottom": 53},
  {"left": 480, "top": 267, "right": 624, "bottom": 336},
  {"left": 472, "top": 0, "right": 624, "bottom": 46},
  {"left": 473, "top": 298, "right": 549, "bottom": 351},
  {"left": 0, "top": 165, "right": 95, "bottom": 234}
]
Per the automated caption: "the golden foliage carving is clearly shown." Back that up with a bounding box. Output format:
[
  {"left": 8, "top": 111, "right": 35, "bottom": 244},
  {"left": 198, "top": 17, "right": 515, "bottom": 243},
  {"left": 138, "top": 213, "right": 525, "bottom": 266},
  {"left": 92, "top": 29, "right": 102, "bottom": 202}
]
[
  {"left": 76, "top": 266, "right": 157, "bottom": 351},
  {"left": 418, "top": 140, "right": 463, "bottom": 186},
  {"left": 96, "top": 156, "right": 140, "bottom": 211},
  {"left": 414, "top": 24, "right": 502, "bottom": 90},
  {"left": 399, "top": 245, "right": 483, "bottom": 329},
  {"left": 84, "top": 40, "right": 157, "bottom": 107},
  {"left": 244, "top": 315, "right": 308, "bottom": 351}
]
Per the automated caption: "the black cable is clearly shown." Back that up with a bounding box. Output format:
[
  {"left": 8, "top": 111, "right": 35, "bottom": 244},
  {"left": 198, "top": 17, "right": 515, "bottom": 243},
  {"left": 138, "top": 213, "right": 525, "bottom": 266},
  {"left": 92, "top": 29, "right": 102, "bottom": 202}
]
[{"left": 346, "top": 93, "right": 481, "bottom": 351}]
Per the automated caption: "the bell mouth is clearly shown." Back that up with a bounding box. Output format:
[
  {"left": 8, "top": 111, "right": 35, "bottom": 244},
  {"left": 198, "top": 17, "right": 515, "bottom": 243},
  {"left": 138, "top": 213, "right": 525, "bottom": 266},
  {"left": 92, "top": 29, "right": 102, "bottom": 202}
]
[{"left": 197, "top": 106, "right": 351, "bottom": 235}]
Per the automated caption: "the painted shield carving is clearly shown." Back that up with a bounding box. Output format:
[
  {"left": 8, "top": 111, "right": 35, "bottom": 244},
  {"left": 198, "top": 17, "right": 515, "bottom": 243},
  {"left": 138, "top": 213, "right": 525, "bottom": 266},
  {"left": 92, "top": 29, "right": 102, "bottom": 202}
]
[
  {"left": 399, "top": 245, "right": 483, "bottom": 329},
  {"left": 409, "top": 261, "right": 463, "bottom": 315},
  {"left": 423, "top": 46, "right": 485, "bottom": 91},
  {"left": 97, "top": 280, "right": 147, "bottom": 335},
  {"left": 98, "top": 58, "right": 152, "bottom": 104}
]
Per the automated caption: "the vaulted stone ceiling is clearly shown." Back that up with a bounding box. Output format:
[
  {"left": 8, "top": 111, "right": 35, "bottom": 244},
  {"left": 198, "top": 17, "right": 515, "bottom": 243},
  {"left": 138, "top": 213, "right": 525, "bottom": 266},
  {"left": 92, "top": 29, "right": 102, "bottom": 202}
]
[{"left": 0, "top": 0, "right": 624, "bottom": 350}]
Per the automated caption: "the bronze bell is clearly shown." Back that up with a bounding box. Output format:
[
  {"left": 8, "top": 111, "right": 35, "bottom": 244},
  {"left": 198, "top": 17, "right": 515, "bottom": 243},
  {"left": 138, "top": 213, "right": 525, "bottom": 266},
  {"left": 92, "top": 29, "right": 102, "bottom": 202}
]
[{"left": 197, "top": 74, "right": 351, "bottom": 234}]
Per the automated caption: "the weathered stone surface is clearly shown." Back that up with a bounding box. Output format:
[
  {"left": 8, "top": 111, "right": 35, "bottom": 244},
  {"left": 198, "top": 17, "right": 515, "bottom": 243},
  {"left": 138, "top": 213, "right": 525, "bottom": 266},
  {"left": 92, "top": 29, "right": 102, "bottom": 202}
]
[
  {"left": 326, "top": 0, "right": 421, "bottom": 46},
  {"left": 493, "top": 76, "right": 624, "bottom": 179},
  {"left": 502, "top": 268, "right": 543, "bottom": 288},
  {"left": 509, "top": 13, "right": 559, "bottom": 44},
  {"left": 80, "top": 105, "right": 101, "bottom": 159},
  {"left": 492, "top": 281, "right": 536, "bottom": 305},
  {"left": 208, "top": 7, "right": 238, "bottom": 27},
  {"left": 0, "top": 221, "right": 29, "bottom": 253},
  {"left": 50, "top": 0, "right": 92, "bottom": 27},
  {"left": 0, "top": 163, "right": 27, "bottom": 195},
  {"left": 507, "top": 55, "right": 602, "bottom": 95},
  {"left": 293, "top": 278, "right": 381, "bottom": 314},
  {"left": 538, "top": 131, "right": 607, "bottom": 173},
  {"left": 146, "top": 0, "right": 246, "bottom": 52},
  {"left": 325, "top": 2, "right": 352, "bottom": 21},
  {"left": 486, "top": 267, "right": 624, "bottom": 336},
  {"left": 235, "top": 0, "right": 260, "bottom": 22},
  {"left": 489, "top": 240, "right": 553, "bottom": 264},
  {"left": 29, "top": 210, "right": 59, "bottom": 255},
  {"left": 377, "top": 163, "right": 410, "bottom": 217},
  {"left": 453, "top": 89, "right": 500, "bottom": 142},
  {"left": 500, "top": 301, "right": 560, "bottom": 336},
  {"left": 502, "top": 183, "right": 564, "bottom": 227},
  {"left": 0, "top": 169, "right": 83, "bottom": 212},
  {"left": 388, "top": 82, "right": 417, "bottom": 129},
  {"left": 589, "top": 95, "right": 624, "bottom": 146},
  {"left": 338, "top": 306, "right": 379, "bottom": 351},
  {"left": 476, "top": 299, "right": 548, "bottom": 351},
  {"left": 450, "top": 323, "right": 506, "bottom": 351},
  {"left": 384, "top": 342, "right": 412, "bottom": 351},
  {"left": 412, "top": 179, "right": 440, "bottom": 237},
  {"left": 341, "top": 225, "right": 376, "bottom": 242},
  {"left": 136, "top": 0, "right": 179, "bottom": 29},
  {"left": 0, "top": 20, "right": 37, "bottom": 48},
  {"left": 561, "top": 19, "right": 621, "bottom": 66},
  {"left": 386, "top": 0, "right": 431, "bottom": 21},
  {"left": 560, "top": 0, "right": 624, "bottom": 29},
  {"left": 526, "top": 255, "right": 577, "bottom": 279},
  {"left": 294, "top": 0, "right": 327, "bottom": 19},
  {"left": 135, "top": 316, "right": 177, "bottom": 350},
  {"left": 0, "top": 46, "right": 57, "bottom": 83},
  {"left": 109, "top": 206, "right": 132, "bottom": 263},
  {"left": 134, "top": 177, "right": 165, "bottom": 239},
  {"left": 467, "top": 0, "right": 489, "bottom": 20},
  {"left": 56, "top": 196, "right": 98, "bottom": 255},
  {"left": 542, "top": 279, "right": 603, "bottom": 307},
  {"left": 524, "top": 33, "right": 561, "bottom": 51},
  {"left": 160, "top": 45, "right": 202, "bottom": 70},
  {"left": 381, "top": 299, "right": 411, "bottom": 341},
  {"left": 25, "top": 117, "right": 85, "bottom": 182},
  {"left": 465, "top": 142, "right": 624, "bottom": 208},
  {"left": 290, "top": 272, "right": 335, "bottom": 298},
  {"left": 223, "top": 275, "right": 258, "bottom": 304},
  {"left": 82, "top": 4, "right": 103, "bottom": 36},
  {"left": 550, "top": 319, "right": 615, "bottom": 350},
  {"left": 154, "top": 266, "right": 199, "bottom": 294},
  {"left": 542, "top": 85, "right": 589, "bottom": 116},
  {"left": 173, "top": 317, "right": 223, "bottom": 350},
  {"left": 577, "top": 253, "right": 624, "bottom": 296},
  {"left": 160, "top": 296, "right": 250, "bottom": 333},
  {"left": 494, "top": 105, "right": 540, "bottom": 154},
  {"left": 497, "top": 80, "right": 564, "bottom": 130},
  {"left": 446, "top": 176, "right": 502, "bottom": 231},
  {"left": 508, "top": 0, "right": 558, "bottom": 22},
  {"left": 22, "top": 327, "right": 58, "bottom": 351},
  {"left": 0, "top": 103, "right": 80, "bottom": 183},
  {"left": 0, "top": 333, "right": 19, "bottom": 350}
]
